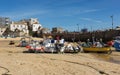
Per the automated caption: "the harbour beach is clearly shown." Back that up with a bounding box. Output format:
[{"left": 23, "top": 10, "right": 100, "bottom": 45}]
[
  {"left": 0, "top": 0, "right": 120, "bottom": 75},
  {"left": 0, "top": 37, "right": 120, "bottom": 75}
]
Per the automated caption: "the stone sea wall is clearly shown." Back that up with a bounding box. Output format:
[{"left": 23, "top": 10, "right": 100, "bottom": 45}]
[{"left": 44, "top": 30, "right": 120, "bottom": 42}]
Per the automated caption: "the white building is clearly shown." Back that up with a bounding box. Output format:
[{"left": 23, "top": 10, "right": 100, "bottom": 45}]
[
  {"left": 10, "top": 21, "right": 29, "bottom": 35},
  {"left": 29, "top": 18, "right": 39, "bottom": 25},
  {"left": 29, "top": 18, "right": 43, "bottom": 31},
  {"left": 20, "top": 18, "right": 43, "bottom": 32},
  {"left": 115, "top": 26, "right": 120, "bottom": 30},
  {"left": 32, "top": 23, "right": 42, "bottom": 31}
]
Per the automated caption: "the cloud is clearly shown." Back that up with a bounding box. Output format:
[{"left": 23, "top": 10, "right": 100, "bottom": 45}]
[
  {"left": 80, "top": 18, "right": 103, "bottom": 23},
  {"left": 0, "top": 9, "right": 48, "bottom": 20},
  {"left": 47, "top": 0, "right": 85, "bottom": 6},
  {"left": 64, "top": 9, "right": 100, "bottom": 17},
  {"left": 82, "top": 9, "right": 100, "bottom": 13}
]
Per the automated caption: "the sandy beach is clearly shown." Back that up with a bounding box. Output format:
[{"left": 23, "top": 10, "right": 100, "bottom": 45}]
[{"left": 0, "top": 37, "right": 120, "bottom": 75}]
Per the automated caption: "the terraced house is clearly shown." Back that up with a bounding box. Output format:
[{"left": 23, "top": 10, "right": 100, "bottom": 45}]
[{"left": 10, "top": 21, "right": 29, "bottom": 36}]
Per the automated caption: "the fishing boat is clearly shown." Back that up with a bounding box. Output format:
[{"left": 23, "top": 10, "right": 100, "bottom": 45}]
[
  {"left": 114, "top": 36, "right": 120, "bottom": 51},
  {"left": 83, "top": 47, "right": 112, "bottom": 54}
]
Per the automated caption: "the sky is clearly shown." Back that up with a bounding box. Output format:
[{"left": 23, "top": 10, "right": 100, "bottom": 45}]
[{"left": 0, "top": 0, "right": 120, "bottom": 31}]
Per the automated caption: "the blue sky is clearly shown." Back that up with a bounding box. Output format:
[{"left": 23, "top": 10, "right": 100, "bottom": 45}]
[{"left": 0, "top": 0, "right": 120, "bottom": 31}]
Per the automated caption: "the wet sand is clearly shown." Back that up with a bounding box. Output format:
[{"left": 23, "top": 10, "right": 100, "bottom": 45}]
[
  {"left": 91, "top": 51, "right": 120, "bottom": 64},
  {"left": 0, "top": 37, "right": 120, "bottom": 75}
]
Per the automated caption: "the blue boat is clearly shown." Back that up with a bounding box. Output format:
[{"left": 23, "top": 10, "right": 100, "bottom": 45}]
[{"left": 114, "top": 36, "right": 120, "bottom": 51}]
